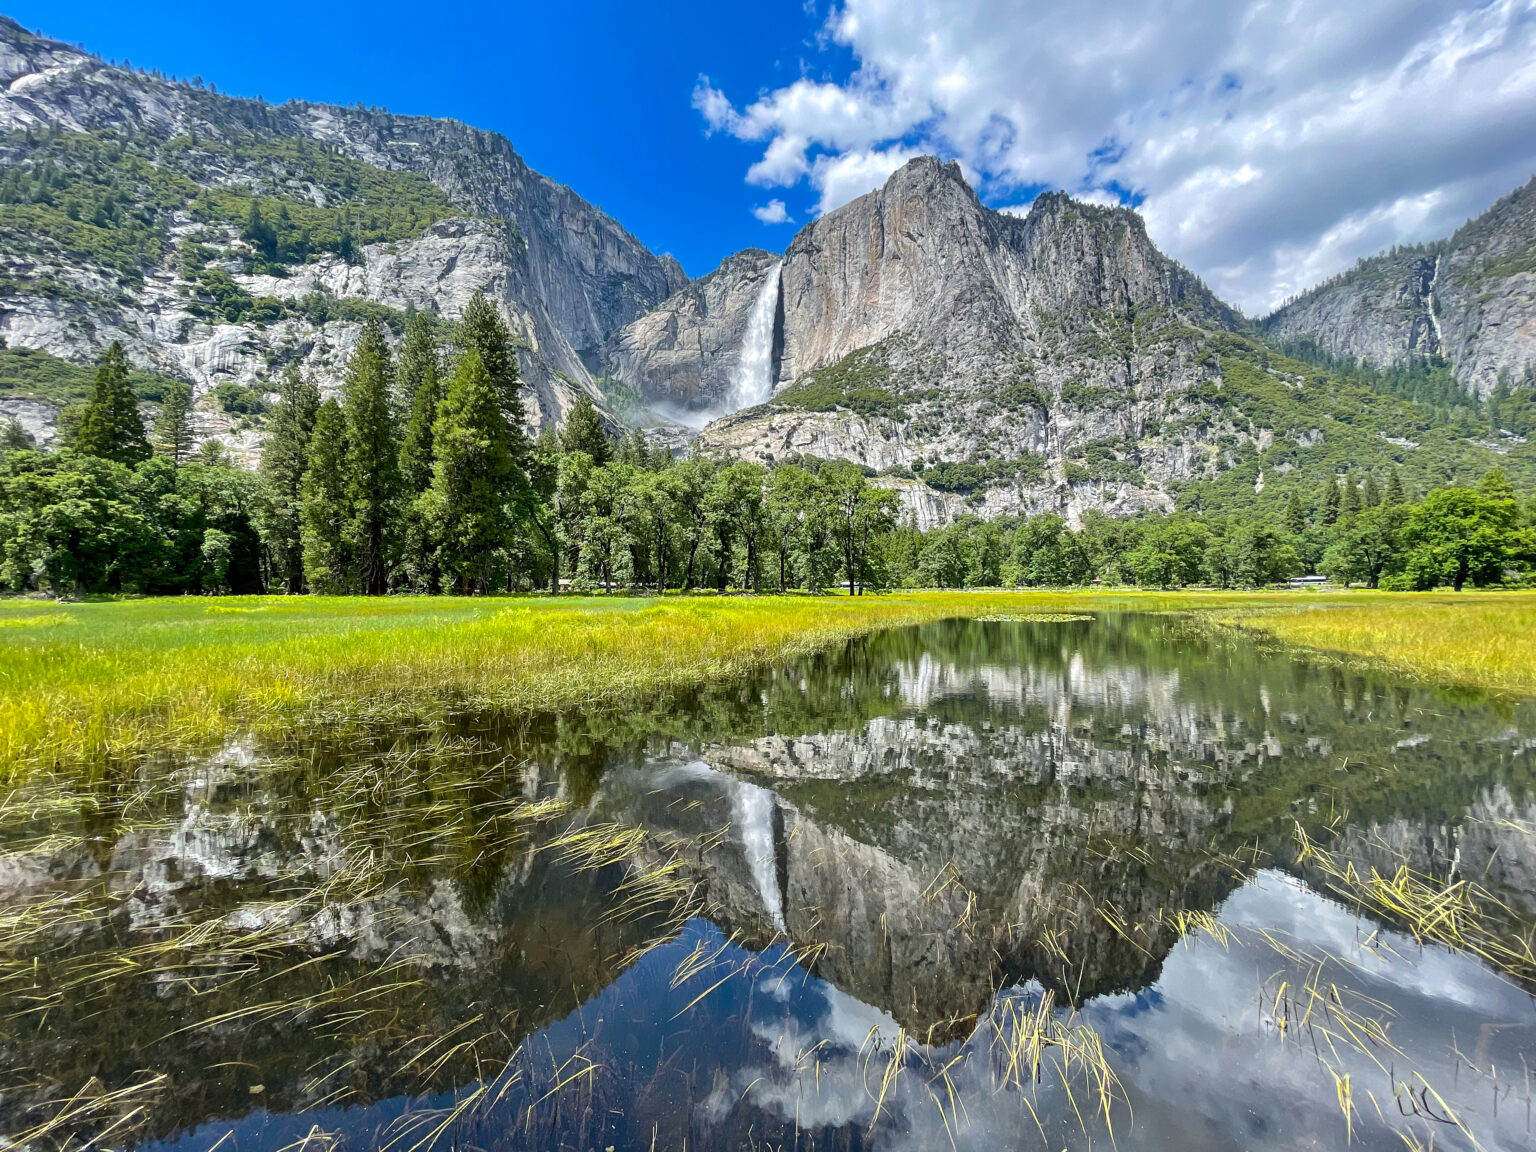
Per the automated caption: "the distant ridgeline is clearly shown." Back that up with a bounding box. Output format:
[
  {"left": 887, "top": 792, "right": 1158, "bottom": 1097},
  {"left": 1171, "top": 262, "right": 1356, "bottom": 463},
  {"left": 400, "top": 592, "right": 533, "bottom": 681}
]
[{"left": 0, "top": 17, "right": 1532, "bottom": 595}]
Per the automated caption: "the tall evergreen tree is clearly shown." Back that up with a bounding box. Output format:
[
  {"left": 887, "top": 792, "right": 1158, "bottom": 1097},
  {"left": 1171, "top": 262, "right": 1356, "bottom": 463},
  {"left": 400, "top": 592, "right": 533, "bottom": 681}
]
[
  {"left": 1385, "top": 469, "right": 1406, "bottom": 506},
  {"left": 559, "top": 395, "right": 611, "bottom": 465},
  {"left": 456, "top": 289, "right": 535, "bottom": 526},
  {"left": 458, "top": 291, "right": 526, "bottom": 432},
  {"left": 153, "top": 380, "right": 196, "bottom": 468},
  {"left": 300, "top": 399, "right": 350, "bottom": 594},
  {"left": 1362, "top": 472, "right": 1381, "bottom": 508},
  {"left": 259, "top": 365, "right": 320, "bottom": 593},
  {"left": 397, "top": 313, "right": 444, "bottom": 494},
  {"left": 422, "top": 348, "right": 515, "bottom": 594},
  {"left": 1283, "top": 489, "right": 1306, "bottom": 535},
  {"left": 342, "top": 319, "right": 401, "bottom": 595},
  {"left": 396, "top": 314, "right": 445, "bottom": 591},
  {"left": 75, "top": 342, "right": 149, "bottom": 464},
  {"left": 1321, "top": 476, "right": 1342, "bottom": 526},
  {"left": 1342, "top": 474, "right": 1362, "bottom": 517}
]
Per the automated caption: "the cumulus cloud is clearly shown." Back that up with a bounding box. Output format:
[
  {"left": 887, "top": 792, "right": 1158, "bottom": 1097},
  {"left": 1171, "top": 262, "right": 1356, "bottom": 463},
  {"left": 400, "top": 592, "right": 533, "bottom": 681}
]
[
  {"left": 752, "top": 199, "right": 794, "bottom": 224},
  {"left": 694, "top": 0, "right": 1536, "bottom": 314}
]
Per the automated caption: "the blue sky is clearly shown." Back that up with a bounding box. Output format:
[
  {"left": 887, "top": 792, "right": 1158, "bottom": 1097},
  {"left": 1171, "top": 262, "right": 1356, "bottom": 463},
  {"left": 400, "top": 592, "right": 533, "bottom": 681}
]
[{"left": 11, "top": 1, "right": 1536, "bottom": 313}]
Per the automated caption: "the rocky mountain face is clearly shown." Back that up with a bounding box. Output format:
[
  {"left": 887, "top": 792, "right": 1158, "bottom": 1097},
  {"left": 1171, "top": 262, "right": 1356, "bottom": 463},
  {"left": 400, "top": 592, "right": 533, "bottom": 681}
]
[
  {"left": 602, "top": 247, "right": 779, "bottom": 423},
  {"left": 611, "top": 157, "right": 1262, "bottom": 526},
  {"left": 1265, "top": 176, "right": 1536, "bottom": 397},
  {"left": 0, "top": 17, "right": 687, "bottom": 452}
]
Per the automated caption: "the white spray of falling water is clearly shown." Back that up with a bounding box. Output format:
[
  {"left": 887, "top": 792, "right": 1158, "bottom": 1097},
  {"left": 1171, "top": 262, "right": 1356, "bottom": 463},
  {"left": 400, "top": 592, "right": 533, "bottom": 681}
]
[
  {"left": 727, "top": 261, "right": 782, "bottom": 412},
  {"left": 731, "top": 780, "right": 785, "bottom": 934}
]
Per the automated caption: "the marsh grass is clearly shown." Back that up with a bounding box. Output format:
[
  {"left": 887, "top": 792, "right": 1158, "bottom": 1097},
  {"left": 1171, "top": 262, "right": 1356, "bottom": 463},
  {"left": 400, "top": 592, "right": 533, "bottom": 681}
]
[{"left": 3, "top": 589, "right": 1534, "bottom": 781}]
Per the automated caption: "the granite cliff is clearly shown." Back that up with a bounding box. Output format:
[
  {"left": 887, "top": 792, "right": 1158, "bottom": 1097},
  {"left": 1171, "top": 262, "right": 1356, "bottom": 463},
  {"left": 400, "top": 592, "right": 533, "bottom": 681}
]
[
  {"left": 1265, "top": 176, "right": 1536, "bottom": 397},
  {"left": 611, "top": 157, "right": 1263, "bottom": 524},
  {"left": 0, "top": 16, "right": 687, "bottom": 453}
]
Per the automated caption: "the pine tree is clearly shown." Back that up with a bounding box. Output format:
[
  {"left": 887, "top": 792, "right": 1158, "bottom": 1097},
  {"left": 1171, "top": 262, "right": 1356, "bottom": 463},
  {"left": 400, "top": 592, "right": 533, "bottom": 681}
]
[
  {"left": 1321, "top": 477, "right": 1341, "bottom": 526},
  {"left": 559, "top": 394, "right": 612, "bottom": 465},
  {"left": 1362, "top": 472, "right": 1381, "bottom": 508},
  {"left": 342, "top": 319, "right": 401, "bottom": 595},
  {"left": 75, "top": 342, "right": 149, "bottom": 464},
  {"left": 1, "top": 419, "right": 33, "bottom": 453},
  {"left": 1283, "top": 489, "right": 1306, "bottom": 535},
  {"left": 1385, "top": 469, "right": 1405, "bottom": 506},
  {"left": 423, "top": 348, "right": 515, "bottom": 594},
  {"left": 397, "top": 313, "right": 444, "bottom": 494},
  {"left": 1342, "top": 475, "right": 1362, "bottom": 517},
  {"left": 153, "top": 380, "right": 196, "bottom": 468},
  {"left": 300, "top": 399, "right": 350, "bottom": 594},
  {"left": 260, "top": 365, "right": 320, "bottom": 593},
  {"left": 457, "top": 291, "right": 529, "bottom": 455},
  {"left": 396, "top": 314, "right": 445, "bottom": 591}
]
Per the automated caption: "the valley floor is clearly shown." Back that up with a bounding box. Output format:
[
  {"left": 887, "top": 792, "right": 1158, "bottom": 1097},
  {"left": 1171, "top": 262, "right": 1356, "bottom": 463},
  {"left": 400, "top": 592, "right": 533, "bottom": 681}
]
[{"left": 1, "top": 589, "right": 1531, "bottom": 781}]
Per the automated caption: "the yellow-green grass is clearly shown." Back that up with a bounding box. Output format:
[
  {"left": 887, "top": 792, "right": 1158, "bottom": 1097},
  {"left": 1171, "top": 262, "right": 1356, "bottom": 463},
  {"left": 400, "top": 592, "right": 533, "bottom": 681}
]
[
  {"left": 1212, "top": 590, "right": 1536, "bottom": 698},
  {"left": 1, "top": 589, "right": 1533, "bottom": 782}
]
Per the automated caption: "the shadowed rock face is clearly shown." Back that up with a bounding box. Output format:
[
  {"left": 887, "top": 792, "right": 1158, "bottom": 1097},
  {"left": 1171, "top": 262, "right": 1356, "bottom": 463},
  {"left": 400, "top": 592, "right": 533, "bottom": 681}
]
[
  {"left": 1265, "top": 176, "right": 1536, "bottom": 397},
  {"left": 603, "top": 249, "right": 780, "bottom": 418},
  {"left": 0, "top": 17, "right": 686, "bottom": 432}
]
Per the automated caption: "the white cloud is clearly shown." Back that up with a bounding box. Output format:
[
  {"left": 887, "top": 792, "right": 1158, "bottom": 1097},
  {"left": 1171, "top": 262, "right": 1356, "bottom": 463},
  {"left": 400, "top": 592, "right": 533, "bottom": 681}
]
[
  {"left": 694, "top": 0, "right": 1536, "bottom": 314},
  {"left": 752, "top": 199, "right": 793, "bottom": 224},
  {"left": 808, "top": 146, "right": 921, "bottom": 215}
]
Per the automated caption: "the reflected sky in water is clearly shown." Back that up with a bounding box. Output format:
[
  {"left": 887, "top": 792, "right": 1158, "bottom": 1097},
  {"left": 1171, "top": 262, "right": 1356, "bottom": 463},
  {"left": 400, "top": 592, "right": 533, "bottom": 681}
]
[{"left": 3, "top": 614, "right": 1535, "bottom": 1150}]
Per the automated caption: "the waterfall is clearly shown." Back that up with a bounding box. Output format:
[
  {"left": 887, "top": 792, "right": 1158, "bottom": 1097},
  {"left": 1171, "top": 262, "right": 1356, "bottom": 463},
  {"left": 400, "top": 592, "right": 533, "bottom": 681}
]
[
  {"left": 727, "top": 261, "right": 782, "bottom": 412},
  {"left": 730, "top": 780, "right": 785, "bottom": 935}
]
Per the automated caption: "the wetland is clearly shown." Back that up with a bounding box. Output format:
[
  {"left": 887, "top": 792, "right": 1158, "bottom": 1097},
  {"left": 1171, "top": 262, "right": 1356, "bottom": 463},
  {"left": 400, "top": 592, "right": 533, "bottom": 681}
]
[{"left": 2, "top": 611, "right": 1535, "bottom": 1150}]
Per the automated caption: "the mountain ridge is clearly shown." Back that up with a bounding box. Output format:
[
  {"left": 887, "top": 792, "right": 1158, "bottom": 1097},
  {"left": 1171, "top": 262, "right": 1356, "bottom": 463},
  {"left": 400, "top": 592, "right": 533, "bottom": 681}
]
[
  {"left": 1263, "top": 175, "right": 1536, "bottom": 397},
  {"left": 0, "top": 15, "right": 686, "bottom": 454}
]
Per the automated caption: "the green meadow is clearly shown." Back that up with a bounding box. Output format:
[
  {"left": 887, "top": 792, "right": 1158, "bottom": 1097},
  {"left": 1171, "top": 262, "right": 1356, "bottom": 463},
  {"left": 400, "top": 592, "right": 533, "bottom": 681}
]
[{"left": 2, "top": 589, "right": 1533, "bottom": 782}]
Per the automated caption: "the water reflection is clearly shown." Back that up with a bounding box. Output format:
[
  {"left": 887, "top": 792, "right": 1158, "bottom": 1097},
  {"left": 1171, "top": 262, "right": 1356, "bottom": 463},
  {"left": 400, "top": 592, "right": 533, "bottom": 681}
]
[{"left": 1, "top": 615, "right": 1534, "bottom": 1150}]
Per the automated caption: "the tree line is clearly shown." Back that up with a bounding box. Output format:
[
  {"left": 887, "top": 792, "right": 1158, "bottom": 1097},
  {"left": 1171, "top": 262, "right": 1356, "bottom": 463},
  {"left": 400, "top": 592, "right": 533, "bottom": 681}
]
[
  {"left": 1, "top": 294, "right": 1533, "bottom": 597},
  {"left": 901, "top": 466, "right": 1534, "bottom": 592}
]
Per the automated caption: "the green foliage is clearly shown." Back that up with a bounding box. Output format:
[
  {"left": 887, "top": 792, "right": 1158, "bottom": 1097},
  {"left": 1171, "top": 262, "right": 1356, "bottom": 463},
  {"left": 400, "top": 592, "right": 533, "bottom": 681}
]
[
  {"left": 74, "top": 343, "right": 150, "bottom": 465},
  {"left": 995, "top": 377, "right": 1048, "bottom": 411},
  {"left": 212, "top": 381, "right": 268, "bottom": 415},
  {"left": 559, "top": 395, "right": 612, "bottom": 465},
  {"left": 341, "top": 320, "right": 401, "bottom": 595},
  {"left": 918, "top": 453, "right": 1047, "bottom": 494},
  {"left": 1070, "top": 437, "right": 1145, "bottom": 484},
  {"left": 259, "top": 366, "right": 320, "bottom": 593},
  {"left": 1271, "top": 339, "right": 1474, "bottom": 413},
  {"left": 1171, "top": 334, "right": 1536, "bottom": 517},
  {"left": 457, "top": 291, "right": 525, "bottom": 424},
  {"left": 1488, "top": 369, "right": 1536, "bottom": 438},
  {"left": 775, "top": 345, "right": 905, "bottom": 418},
  {"left": 0, "top": 125, "right": 459, "bottom": 286},
  {"left": 0, "top": 346, "right": 182, "bottom": 405},
  {"left": 299, "top": 399, "right": 350, "bottom": 595},
  {"left": 1397, "top": 470, "right": 1533, "bottom": 591},
  {"left": 422, "top": 349, "right": 517, "bottom": 594},
  {"left": 0, "top": 448, "right": 263, "bottom": 596},
  {"left": 152, "top": 380, "right": 195, "bottom": 467}
]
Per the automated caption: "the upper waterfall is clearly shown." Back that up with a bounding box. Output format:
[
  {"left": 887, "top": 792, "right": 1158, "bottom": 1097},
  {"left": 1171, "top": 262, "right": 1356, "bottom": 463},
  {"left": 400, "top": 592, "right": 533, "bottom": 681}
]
[{"left": 726, "top": 260, "right": 782, "bottom": 412}]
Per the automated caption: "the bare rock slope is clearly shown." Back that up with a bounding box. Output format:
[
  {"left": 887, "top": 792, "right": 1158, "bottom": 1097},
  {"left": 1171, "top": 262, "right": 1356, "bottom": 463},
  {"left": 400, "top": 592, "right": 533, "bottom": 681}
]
[
  {"left": 613, "top": 157, "right": 1250, "bottom": 525},
  {"left": 0, "top": 16, "right": 687, "bottom": 437},
  {"left": 1265, "top": 176, "right": 1536, "bottom": 397}
]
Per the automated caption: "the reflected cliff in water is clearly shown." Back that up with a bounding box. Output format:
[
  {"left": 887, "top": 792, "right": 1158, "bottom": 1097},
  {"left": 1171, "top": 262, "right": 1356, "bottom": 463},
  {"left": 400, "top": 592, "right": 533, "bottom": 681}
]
[{"left": 2, "top": 615, "right": 1534, "bottom": 1150}]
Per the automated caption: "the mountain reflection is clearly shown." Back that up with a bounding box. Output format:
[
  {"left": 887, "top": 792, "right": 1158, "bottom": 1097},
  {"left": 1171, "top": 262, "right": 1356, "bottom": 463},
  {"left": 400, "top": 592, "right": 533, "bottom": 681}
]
[{"left": 2, "top": 615, "right": 1533, "bottom": 1150}]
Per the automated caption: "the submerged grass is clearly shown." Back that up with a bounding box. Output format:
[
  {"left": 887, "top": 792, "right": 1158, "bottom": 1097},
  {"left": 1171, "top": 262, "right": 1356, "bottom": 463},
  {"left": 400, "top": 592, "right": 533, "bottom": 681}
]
[{"left": 2, "top": 588, "right": 1534, "bottom": 781}]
